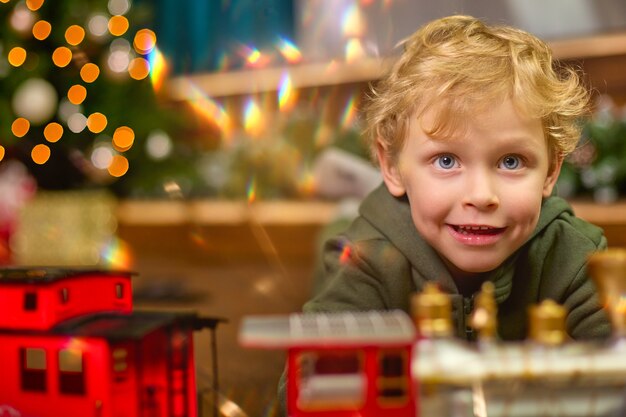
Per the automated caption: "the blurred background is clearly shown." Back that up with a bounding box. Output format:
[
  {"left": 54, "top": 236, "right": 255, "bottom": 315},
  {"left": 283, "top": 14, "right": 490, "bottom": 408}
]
[{"left": 1, "top": 0, "right": 626, "bottom": 416}]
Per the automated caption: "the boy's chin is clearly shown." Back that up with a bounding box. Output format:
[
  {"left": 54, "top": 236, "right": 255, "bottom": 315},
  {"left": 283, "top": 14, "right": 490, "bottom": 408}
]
[{"left": 444, "top": 257, "right": 505, "bottom": 278}]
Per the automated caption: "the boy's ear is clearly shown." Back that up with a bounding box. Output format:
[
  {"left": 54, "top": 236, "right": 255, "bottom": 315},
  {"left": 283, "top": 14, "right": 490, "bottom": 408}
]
[
  {"left": 542, "top": 156, "right": 564, "bottom": 197},
  {"left": 376, "top": 142, "right": 406, "bottom": 197}
]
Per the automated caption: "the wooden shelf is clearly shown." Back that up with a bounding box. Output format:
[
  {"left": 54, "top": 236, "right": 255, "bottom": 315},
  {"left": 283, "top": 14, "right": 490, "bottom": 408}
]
[
  {"left": 165, "top": 32, "right": 626, "bottom": 100},
  {"left": 568, "top": 200, "right": 626, "bottom": 225},
  {"left": 115, "top": 199, "right": 341, "bottom": 226},
  {"left": 549, "top": 31, "right": 626, "bottom": 60},
  {"left": 165, "top": 56, "right": 392, "bottom": 100},
  {"left": 116, "top": 199, "right": 626, "bottom": 227}
]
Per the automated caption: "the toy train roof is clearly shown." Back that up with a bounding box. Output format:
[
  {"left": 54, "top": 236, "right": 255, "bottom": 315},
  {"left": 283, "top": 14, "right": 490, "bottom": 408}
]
[
  {"left": 0, "top": 267, "right": 134, "bottom": 283},
  {"left": 0, "top": 311, "right": 223, "bottom": 340},
  {"left": 239, "top": 310, "right": 416, "bottom": 349},
  {"left": 52, "top": 311, "right": 193, "bottom": 340}
]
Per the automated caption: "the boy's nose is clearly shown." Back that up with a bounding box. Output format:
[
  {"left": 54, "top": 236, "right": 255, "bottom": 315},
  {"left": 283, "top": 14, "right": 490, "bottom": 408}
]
[{"left": 462, "top": 171, "right": 499, "bottom": 210}]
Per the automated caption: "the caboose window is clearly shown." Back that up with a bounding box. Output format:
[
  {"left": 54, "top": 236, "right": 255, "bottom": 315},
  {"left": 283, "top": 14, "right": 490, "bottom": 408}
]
[
  {"left": 380, "top": 353, "right": 404, "bottom": 377},
  {"left": 115, "top": 283, "right": 124, "bottom": 299},
  {"left": 59, "top": 349, "right": 85, "bottom": 395},
  {"left": 24, "top": 292, "right": 38, "bottom": 311},
  {"left": 297, "top": 350, "right": 365, "bottom": 410},
  {"left": 377, "top": 350, "right": 408, "bottom": 405},
  {"left": 21, "top": 348, "right": 47, "bottom": 392}
]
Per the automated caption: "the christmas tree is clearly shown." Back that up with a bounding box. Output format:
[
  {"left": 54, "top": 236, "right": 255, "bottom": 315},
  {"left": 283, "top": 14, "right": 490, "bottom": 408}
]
[{"left": 0, "top": 0, "right": 202, "bottom": 197}]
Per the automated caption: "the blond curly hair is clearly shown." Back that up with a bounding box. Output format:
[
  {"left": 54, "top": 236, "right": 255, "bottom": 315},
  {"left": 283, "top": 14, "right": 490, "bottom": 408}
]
[{"left": 364, "top": 15, "right": 590, "bottom": 166}]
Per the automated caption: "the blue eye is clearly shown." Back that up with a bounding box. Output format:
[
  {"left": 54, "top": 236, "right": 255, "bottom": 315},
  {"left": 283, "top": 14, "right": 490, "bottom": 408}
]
[
  {"left": 500, "top": 155, "right": 521, "bottom": 170},
  {"left": 436, "top": 155, "right": 457, "bottom": 169}
]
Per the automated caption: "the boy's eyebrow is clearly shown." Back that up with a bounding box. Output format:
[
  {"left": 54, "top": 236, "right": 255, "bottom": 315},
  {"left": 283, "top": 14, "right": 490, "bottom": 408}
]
[
  {"left": 496, "top": 135, "right": 547, "bottom": 152},
  {"left": 421, "top": 133, "right": 547, "bottom": 154}
]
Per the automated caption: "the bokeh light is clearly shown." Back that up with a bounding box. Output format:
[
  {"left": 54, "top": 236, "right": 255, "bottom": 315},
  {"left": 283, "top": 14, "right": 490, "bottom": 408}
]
[
  {"left": 133, "top": 28, "right": 157, "bottom": 55},
  {"left": 10, "top": 4, "right": 35, "bottom": 32},
  {"left": 12, "top": 78, "right": 58, "bottom": 124},
  {"left": 87, "top": 112, "right": 108, "bottom": 133},
  {"left": 146, "top": 130, "right": 172, "bottom": 160},
  {"left": 32, "top": 20, "right": 52, "bottom": 40},
  {"left": 108, "top": 154, "right": 129, "bottom": 177},
  {"left": 31, "top": 144, "right": 51, "bottom": 164},
  {"left": 52, "top": 46, "right": 72, "bottom": 67},
  {"left": 108, "top": 50, "right": 130, "bottom": 73},
  {"left": 128, "top": 57, "right": 150, "bottom": 80},
  {"left": 58, "top": 98, "right": 81, "bottom": 122},
  {"left": 110, "top": 37, "right": 131, "bottom": 53},
  {"left": 67, "top": 113, "right": 87, "bottom": 133},
  {"left": 65, "top": 25, "right": 86, "bottom": 46},
  {"left": 0, "top": 146, "right": 5, "bottom": 162},
  {"left": 112, "top": 126, "right": 135, "bottom": 151},
  {"left": 88, "top": 14, "right": 109, "bottom": 38},
  {"left": 11, "top": 117, "right": 30, "bottom": 137},
  {"left": 163, "top": 180, "right": 183, "bottom": 198},
  {"left": 91, "top": 142, "right": 114, "bottom": 169},
  {"left": 108, "top": 0, "right": 130, "bottom": 16},
  {"left": 80, "top": 62, "right": 100, "bottom": 83},
  {"left": 25, "top": 0, "right": 44, "bottom": 11},
  {"left": 44, "top": 122, "right": 64, "bottom": 142},
  {"left": 8, "top": 47, "right": 27, "bottom": 67},
  {"left": 67, "top": 84, "right": 87, "bottom": 105},
  {"left": 108, "top": 15, "right": 129, "bottom": 36}
]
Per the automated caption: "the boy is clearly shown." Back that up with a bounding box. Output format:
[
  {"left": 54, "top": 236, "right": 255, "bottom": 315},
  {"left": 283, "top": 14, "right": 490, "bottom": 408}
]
[{"left": 305, "top": 15, "right": 610, "bottom": 341}]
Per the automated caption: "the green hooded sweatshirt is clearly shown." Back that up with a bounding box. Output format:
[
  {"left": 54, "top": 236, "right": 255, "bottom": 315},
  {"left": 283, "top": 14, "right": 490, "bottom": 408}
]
[{"left": 305, "top": 184, "right": 611, "bottom": 341}]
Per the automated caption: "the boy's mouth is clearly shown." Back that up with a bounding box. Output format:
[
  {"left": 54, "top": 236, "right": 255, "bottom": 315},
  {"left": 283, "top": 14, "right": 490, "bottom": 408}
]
[{"left": 450, "top": 224, "right": 506, "bottom": 236}]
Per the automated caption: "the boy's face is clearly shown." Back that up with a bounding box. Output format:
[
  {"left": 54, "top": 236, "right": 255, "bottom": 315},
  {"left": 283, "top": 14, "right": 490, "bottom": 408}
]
[{"left": 379, "top": 98, "right": 562, "bottom": 278}]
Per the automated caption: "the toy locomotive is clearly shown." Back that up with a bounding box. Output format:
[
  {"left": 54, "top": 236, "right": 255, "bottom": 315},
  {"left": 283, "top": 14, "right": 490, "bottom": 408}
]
[
  {"left": 0, "top": 267, "right": 220, "bottom": 417},
  {"left": 240, "top": 249, "right": 626, "bottom": 417}
]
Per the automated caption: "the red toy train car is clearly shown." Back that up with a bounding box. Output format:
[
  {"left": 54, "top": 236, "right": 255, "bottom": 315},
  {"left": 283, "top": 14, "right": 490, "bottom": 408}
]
[
  {"left": 0, "top": 267, "right": 220, "bottom": 417},
  {"left": 240, "top": 311, "right": 417, "bottom": 417}
]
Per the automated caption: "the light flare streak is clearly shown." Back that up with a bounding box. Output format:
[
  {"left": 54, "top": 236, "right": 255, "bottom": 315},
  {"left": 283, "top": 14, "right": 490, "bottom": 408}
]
[
  {"left": 239, "top": 44, "right": 271, "bottom": 68},
  {"left": 148, "top": 46, "right": 167, "bottom": 92},
  {"left": 342, "top": 3, "right": 366, "bottom": 38},
  {"left": 339, "top": 244, "right": 352, "bottom": 264},
  {"left": 277, "top": 37, "right": 302, "bottom": 64},
  {"left": 340, "top": 95, "right": 358, "bottom": 129},
  {"left": 243, "top": 98, "right": 263, "bottom": 137},
  {"left": 278, "top": 72, "right": 297, "bottom": 112},
  {"left": 345, "top": 38, "right": 366, "bottom": 62},
  {"left": 100, "top": 237, "right": 133, "bottom": 269},
  {"left": 247, "top": 176, "right": 256, "bottom": 204},
  {"left": 183, "top": 80, "right": 232, "bottom": 140}
]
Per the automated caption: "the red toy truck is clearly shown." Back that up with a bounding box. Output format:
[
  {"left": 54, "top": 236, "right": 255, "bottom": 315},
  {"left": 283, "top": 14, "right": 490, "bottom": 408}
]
[{"left": 0, "top": 267, "right": 220, "bottom": 417}]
